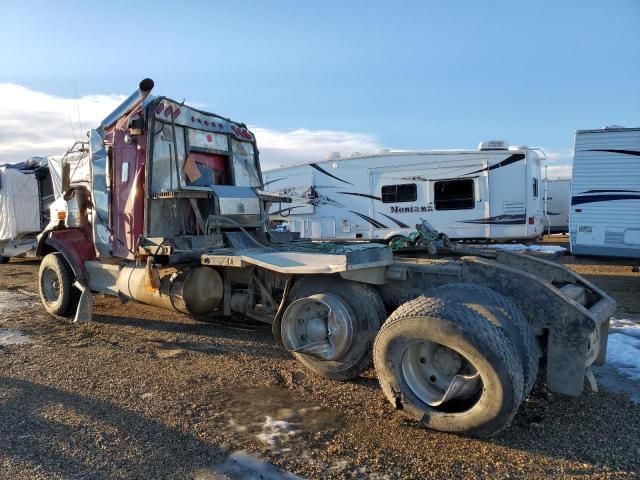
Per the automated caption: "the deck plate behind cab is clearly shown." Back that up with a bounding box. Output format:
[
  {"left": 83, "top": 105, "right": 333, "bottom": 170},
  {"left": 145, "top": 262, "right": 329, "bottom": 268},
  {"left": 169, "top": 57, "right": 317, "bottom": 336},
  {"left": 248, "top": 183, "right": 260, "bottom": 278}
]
[{"left": 201, "top": 244, "right": 393, "bottom": 274}]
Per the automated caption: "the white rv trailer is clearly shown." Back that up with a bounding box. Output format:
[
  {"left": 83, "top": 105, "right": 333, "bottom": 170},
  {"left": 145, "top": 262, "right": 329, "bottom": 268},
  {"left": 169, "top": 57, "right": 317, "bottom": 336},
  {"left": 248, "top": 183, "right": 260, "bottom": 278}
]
[
  {"left": 544, "top": 178, "right": 571, "bottom": 234},
  {"left": 264, "top": 141, "right": 546, "bottom": 242},
  {"left": 0, "top": 159, "right": 54, "bottom": 262},
  {"left": 0, "top": 143, "right": 89, "bottom": 263},
  {"left": 570, "top": 127, "right": 640, "bottom": 258}
]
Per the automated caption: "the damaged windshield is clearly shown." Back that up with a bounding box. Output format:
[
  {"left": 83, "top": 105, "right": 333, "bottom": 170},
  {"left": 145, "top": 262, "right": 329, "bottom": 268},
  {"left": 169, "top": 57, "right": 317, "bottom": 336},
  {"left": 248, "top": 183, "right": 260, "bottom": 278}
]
[
  {"left": 231, "top": 139, "right": 261, "bottom": 187},
  {"left": 150, "top": 121, "right": 261, "bottom": 192}
]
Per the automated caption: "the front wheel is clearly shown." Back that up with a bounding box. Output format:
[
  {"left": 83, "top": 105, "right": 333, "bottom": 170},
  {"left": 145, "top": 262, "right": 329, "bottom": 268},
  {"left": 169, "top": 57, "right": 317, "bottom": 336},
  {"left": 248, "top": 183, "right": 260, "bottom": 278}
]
[
  {"left": 374, "top": 295, "right": 524, "bottom": 437},
  {"left": 38, "top": 253, "right": 79, "bottom": 317}
]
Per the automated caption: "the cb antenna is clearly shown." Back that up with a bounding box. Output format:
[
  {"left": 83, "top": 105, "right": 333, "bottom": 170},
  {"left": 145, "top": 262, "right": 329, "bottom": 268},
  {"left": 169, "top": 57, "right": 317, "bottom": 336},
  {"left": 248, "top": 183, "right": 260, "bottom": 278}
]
[
  {"left": 73, "top": 81, "right": 83, "bottom": 140},
  {"left": 68, "top": 116, "right": 78, "bottom": 144}
]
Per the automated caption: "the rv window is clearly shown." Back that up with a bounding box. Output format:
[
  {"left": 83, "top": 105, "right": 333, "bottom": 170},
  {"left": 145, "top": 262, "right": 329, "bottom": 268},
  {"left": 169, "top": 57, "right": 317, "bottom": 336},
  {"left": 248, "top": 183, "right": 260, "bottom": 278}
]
[
  {"left": 381, "top": 184, "right": 417, "bottom": 203},
  {"left": 533, "top": 178, "right": 538, "bottom": 198},
  {"left": 434, "top": 179, "right": 475, "bottom": 210}
]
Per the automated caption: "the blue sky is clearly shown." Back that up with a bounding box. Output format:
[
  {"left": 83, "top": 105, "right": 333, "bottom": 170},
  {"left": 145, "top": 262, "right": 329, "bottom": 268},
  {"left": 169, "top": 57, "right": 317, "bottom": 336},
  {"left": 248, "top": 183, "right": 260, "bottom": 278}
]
[{"left": 0, "top": 0, "right": 638, "bottom": 174}]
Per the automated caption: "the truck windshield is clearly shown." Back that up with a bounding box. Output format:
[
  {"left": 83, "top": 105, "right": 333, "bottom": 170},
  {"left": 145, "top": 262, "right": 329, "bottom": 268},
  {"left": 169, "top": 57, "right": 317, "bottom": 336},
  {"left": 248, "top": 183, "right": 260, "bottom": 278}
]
[
  {"left": 231, "top": 139, "right": 261, "bottom": 187},
  {"left": 184, "top": 128, "right": 261, "bottom": 188},
  {"left": 150, "top": 122, "right": 261, "bottom": 192}
]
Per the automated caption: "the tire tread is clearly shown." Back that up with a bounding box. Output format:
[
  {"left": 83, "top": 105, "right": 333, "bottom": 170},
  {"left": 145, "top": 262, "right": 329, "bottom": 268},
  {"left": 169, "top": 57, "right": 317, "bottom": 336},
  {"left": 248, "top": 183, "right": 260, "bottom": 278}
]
[
  {"left": 288, "top": 276, "right": 386, "bottom": 380},
  {"left": 38, "top": 253, "right": 77, "bottom": 317},
  {"left": 374, "top": 295, "right": 524, "bottom": 436},
  {"left": 428, "top": 283, "right": 539, "bottom": 397}
]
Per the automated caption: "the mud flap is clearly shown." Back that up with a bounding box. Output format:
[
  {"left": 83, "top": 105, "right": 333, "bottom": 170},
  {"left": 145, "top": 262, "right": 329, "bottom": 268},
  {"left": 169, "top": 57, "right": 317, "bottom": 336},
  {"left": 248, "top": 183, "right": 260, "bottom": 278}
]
[
  {"left": 73, "top": 281, "right": 94, "bottom": 323},
  {"left": 547, "top": 331, "right": 589, "bottom": 396},
  {"left": 585, "top": 367, "right": 598, "bottom": 392}
]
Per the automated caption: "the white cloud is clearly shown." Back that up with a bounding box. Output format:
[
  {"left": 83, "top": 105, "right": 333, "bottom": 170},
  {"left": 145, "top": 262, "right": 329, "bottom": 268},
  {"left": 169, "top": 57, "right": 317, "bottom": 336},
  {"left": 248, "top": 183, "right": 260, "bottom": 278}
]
[
  {"left": 545, "top": 164, "right": 572, "bottom": 179},
  {"left": 543, "top": 147, "right": 573, "bottom": 164},
  {"left": 0, "top": 83, "right": 126, "bottom": 162},
  {"left": 4, "top": 84, "right": 575, "bottom": 180},
  {"left": 537, "top": 147, "right": 573, "bottom": 179},
  {"left": 0, "top": 83, "right": 383, "bottom": 169},
  {"left": 251, "top": 127, "right": 382, "bottom": 170}
]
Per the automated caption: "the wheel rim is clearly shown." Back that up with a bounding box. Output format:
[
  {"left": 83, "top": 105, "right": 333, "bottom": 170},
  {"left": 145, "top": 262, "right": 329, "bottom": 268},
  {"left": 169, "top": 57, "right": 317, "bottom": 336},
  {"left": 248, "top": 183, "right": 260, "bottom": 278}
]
[
  {"left": 401, "top": 341, "right": 482, "bottom": 409},
  {"left": 281, "top": 293, "right": 354, "bottom": 361},
  {"left": 41, "top": 267, "right": 61, "bottom": 304}
]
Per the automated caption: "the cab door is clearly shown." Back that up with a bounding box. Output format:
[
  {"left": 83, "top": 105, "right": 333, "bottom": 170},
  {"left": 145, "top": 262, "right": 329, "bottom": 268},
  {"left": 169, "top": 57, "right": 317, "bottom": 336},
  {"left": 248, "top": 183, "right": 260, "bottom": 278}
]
[{"left": 111, "top": 128, "right": 146, "bottom": 258}]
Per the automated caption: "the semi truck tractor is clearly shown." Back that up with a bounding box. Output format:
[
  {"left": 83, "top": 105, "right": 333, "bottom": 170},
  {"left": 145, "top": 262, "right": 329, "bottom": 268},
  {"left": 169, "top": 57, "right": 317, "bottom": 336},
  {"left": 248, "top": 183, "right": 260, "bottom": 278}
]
[{"left": 36, "top": 79, "right": 616, "bottom": 437}]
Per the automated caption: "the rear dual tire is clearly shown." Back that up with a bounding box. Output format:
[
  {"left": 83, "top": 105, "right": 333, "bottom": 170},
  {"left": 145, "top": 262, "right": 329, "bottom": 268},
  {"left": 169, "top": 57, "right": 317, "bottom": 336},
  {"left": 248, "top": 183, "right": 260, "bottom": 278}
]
[
  {"left": 374, "top": 294, "right": 525, "bottom": 437},
  {"left": 427, "top": 283, "right": 539, "bottom": 398}
]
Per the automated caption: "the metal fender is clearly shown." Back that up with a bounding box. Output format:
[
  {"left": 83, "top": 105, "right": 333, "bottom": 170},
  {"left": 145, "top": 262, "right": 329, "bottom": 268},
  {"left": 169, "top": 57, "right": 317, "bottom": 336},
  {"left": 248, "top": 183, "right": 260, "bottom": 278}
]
[{"left": 39, "top": 229, "right": 96, "bottom": 282}]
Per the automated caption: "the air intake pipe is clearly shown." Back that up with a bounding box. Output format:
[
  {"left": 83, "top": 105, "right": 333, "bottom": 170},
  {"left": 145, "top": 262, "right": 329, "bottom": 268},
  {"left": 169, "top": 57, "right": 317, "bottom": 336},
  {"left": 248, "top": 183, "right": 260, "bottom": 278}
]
[{"left": 98, "top": 78, "right": 155, "bottom": 131}]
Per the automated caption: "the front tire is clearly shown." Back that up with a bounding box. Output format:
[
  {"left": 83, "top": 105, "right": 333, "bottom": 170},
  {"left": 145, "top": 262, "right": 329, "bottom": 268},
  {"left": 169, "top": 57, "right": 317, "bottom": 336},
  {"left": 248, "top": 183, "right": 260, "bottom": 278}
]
[
  {"left": 38, "top": 253, "right": 78, "bottom": 317},
  {"left": 282, "top": 276, "right": 386, "bottom": 380},
  {"left": 374, "top": 295, "right": 524, "bottom": 437}
]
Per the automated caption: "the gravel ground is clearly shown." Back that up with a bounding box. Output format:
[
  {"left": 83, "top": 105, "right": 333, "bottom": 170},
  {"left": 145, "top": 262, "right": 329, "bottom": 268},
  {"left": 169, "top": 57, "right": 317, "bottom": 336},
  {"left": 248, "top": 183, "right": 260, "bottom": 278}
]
[{"left": 1, "top": 251, "right": 639, "bottom": 479}]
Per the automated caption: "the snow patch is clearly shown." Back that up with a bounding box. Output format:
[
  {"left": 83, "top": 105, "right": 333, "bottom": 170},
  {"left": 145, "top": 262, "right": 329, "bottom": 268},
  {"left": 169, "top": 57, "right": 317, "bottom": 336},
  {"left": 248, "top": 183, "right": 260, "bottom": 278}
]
[
  {"left": 195, "top": 451, "right": 303, "bottom": 480},
  {"left": 256, "top": 416, "right": 298, "bottom": 447},
  {"left": 491, "top": 244, "right": 568, "bottom": 254},
  {"left": 0, "top": 329, "right": 31, "bottom": 346},
  {"left": 606, "top": 318, "right": 640, "bottom": 381},
  {"left": 0, "top": 290, "right": 38, "bottom": 316}
]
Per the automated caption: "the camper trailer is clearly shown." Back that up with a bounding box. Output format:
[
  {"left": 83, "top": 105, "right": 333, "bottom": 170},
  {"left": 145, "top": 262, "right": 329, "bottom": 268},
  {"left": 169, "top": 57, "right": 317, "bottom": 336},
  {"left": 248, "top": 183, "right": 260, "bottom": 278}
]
[
  {"left": 0, "top": 159, "right": 54, "bottom": 262},
  {"left": 544, "top": 178, "right": 570, "bottom": 234},
  {"left": 0, "top": 144, "right": 89, "bottom": 263},
  {"left": 570, "top": 127, "right": 640, "bottom": 258},
  {"left": 264, "top": 141, "right": 546, "bottom": 242}
]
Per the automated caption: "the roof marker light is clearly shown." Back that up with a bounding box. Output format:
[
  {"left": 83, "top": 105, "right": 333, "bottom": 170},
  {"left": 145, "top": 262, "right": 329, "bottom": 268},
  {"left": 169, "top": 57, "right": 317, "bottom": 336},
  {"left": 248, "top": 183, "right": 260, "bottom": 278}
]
[
  {"left": 164, "top": 105, "right": 173, "bottom": 117},
  {"left": 172, "top": 108, "right": 181, "bottom": 119},
  {"left": 155, "top": 103, "right": 164, "bottom": 114}
]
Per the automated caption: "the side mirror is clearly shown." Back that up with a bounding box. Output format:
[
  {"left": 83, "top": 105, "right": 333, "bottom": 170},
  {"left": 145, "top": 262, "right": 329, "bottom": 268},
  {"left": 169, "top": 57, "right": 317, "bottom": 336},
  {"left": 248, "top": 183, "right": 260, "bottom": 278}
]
[{"left": 61, "top": 161, "right": 71, "bottom": 194}]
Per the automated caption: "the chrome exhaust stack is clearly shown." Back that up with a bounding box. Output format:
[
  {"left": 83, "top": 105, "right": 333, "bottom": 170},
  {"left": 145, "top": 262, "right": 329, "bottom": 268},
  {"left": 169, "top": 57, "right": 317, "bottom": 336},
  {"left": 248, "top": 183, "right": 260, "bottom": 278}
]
[{"left": 98, "top": 78, "right": 154, "bottom": 131}]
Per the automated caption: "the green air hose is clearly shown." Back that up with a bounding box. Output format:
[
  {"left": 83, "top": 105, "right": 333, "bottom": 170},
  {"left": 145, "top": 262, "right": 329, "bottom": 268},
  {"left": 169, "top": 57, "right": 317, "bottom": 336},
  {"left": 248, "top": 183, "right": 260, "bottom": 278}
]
[{"left": 389, "top": 230, "right": 437, "bottom": 251}]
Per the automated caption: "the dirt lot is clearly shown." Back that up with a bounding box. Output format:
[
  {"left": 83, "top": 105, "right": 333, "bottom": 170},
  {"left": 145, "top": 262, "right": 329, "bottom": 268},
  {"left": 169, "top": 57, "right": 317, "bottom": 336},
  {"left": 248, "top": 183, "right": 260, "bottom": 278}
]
[{"left": 1, "top": 250, "right": 639, "bottom": 479}]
